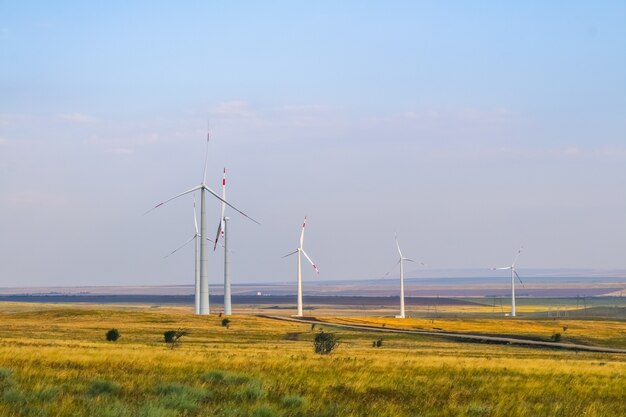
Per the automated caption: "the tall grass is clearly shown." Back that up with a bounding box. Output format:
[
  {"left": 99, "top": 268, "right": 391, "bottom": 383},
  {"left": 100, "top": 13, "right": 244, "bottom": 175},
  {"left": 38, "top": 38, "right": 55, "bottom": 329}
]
[{"left": 0, "top": 303, "right": 624, "bottom": 417}]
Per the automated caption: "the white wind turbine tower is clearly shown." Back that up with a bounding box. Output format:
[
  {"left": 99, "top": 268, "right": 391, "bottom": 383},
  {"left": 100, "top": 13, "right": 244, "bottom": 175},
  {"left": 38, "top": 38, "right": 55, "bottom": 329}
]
[
  {"left": 491, "top": 246, "right": 525, "bottom": 317},
  {"left": 383, "top": 234, "right": 425, "bottom": 319},
  {"left": 282, "top": 216, "right": 319, "bottom": 317},
  {"left": 146, "top": 134, "right": 259, "bottom": 315},
  {"left": 213, "top": 168, "right": 232, "bottom": 315}
]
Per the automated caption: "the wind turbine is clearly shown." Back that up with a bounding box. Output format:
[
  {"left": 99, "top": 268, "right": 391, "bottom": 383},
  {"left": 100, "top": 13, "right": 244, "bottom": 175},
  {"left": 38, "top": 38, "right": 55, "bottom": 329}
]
[
  {"left": 213, "top": 168, "right": 232, "bottom": 315},
  {"left": 282, "top": 216, "right": 319, "bottom": 317},
  {"left": 162, "top": 196, "right": 203, "bottom": 314},
  {"left": 146, "top": 133, "right": 259, "bottom": 315},
  {"left": 491, "top": 246, "right": 525, "bottom": 317},
  {"left": 383, "top": 234, "right": 425, "bottom": 319}
]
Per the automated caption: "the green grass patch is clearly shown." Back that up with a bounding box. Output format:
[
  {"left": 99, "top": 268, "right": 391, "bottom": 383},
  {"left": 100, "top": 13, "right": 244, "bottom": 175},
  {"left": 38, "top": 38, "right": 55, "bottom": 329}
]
[{"left": 88, "top": 379, "right": 122, "bottom": 396}]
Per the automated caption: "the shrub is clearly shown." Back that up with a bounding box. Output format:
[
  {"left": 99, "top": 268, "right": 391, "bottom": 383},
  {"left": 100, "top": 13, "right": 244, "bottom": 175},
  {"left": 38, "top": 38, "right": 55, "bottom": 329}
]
[
  {"left": 164, "top": 329, "right": 188, "bottom": 348},
  {"left": 551, "top": 333, "right": 562, "bottom": 342},
  {"left": 372, "top": 338, "right": 383, "bottom": 348},
  {"left": 88, "top": 379, "right": 121, "bottom": 396},
  {"left": 313, "top": 331, "right": 338, "bottom": 355},
  {"left": 106, "top": 329, "right": 120, "bottom": 342},
  {"left": 221, "top": 318, "right": 231, "bottom": 328}
]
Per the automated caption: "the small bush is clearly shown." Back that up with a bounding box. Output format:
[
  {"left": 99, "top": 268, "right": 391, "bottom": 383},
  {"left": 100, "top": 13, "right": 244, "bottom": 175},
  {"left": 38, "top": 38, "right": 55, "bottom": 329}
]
[
  {"left": 164, "top": 329, "right": 188, "bottom": 348},
  {"left": 106, "top": 329, "right": 120, "bottom": 342},
  {"left": 562, "top": 325, "right": 568, "bottom": 332},
  {"left": 372, "top": 338, "right": 383, "bottom": 348},
  {"left": 314, "top": 331, "right": 338, "bottom": 355},
  {"left": 221, "top": 318, "right": 231, "bottom": 328},
  {"left": 88, "top": 379, "right": 121, "bottom": 396},
  {"left": 551, "top": 333, "right": 562, "bottom": 342},
  {"left": 282, "top": 394, "right": 306, "bottom": 408}
]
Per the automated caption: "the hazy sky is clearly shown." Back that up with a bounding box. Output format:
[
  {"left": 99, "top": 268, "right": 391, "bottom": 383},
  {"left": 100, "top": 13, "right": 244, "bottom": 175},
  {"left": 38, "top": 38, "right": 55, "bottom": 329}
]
[{"left": 1, "top": 1, "right": 625, "bottom": 287}]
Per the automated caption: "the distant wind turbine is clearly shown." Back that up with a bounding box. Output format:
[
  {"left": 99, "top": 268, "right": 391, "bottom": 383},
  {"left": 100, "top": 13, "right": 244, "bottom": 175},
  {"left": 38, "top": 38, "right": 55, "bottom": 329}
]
[
  {"left": 162, "top": 196, "right": 213, "bottom": 315},
  {"left": 282, "top": 216, "right": 319, "bottom": 317},
  {"left": 491, "top": 246, "right": 525, "bottom": 317},
  {"left": 383, "top": 234, "right": 425, "bottom": 319},
  {"left": 213, "top": 168, "right": 232, "bottom": 315},
  {"left": 146, "top": 133, "right": 259, "bottom": 315}
]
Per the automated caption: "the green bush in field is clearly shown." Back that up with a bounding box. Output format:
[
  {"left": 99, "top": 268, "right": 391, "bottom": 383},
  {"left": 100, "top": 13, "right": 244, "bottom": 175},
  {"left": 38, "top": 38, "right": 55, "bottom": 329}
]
[
  {"left": 222, "top": 318, "right": 231, "bottom": 328},
  {"left": 163, "top": 329, "right": 187, "bottom": 348},
  {"left": 313, "top": 331, "right": 338, "bottom": 355},
  {"left": 106, "top": 328, "right": 120, "bottom": 341}
]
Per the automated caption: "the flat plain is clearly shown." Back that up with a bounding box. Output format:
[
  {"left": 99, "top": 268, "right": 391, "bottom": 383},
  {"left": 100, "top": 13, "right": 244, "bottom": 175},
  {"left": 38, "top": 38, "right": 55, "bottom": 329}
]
[{"left": 0, "top": 301, "right": 624, "bottom": 417}]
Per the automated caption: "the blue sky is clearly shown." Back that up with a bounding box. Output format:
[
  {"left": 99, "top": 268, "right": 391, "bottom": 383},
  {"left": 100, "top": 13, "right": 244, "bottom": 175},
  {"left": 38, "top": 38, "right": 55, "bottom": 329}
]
[{"left": 1, "top": 1, "right": 625, "bottom": 287}]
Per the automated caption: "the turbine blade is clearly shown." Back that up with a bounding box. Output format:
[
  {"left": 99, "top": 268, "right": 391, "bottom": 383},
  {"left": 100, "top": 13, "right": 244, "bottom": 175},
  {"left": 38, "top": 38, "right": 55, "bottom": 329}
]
[
  {"left": 491, "top": 266, "right": 512, "bottom": 270},
  {"left": 395, "top": 233, "right": 403, "bottom": 258},
  {"left": 382, "top": 259, "right": 402, "bottom": 279},
  {"left": 281, "top": 250, "right": 298, "bottom": 259},
  {"left": 301, "top": 249, "right": 319, "bottom": 274},
  {"left": 512, "top": 245, "right": 524, "bottom": 267},
  {"left": 163, "top": 235, "right": 196, "bottom": 258},
  {"left": 144, "top": 185, "right": 202, "bottom": 215},
  {"left": 405, "top": 258, "right": 426, "bottom": 266},
  {"left": 299, "top": 216, "right": 307, "bottom": 248},
  {"left": 514, "top": 270, "right": 525, "bottom": 288},
  {"left": 203, "top": 185, "right": 260, "bottom": 224},
  {"left": 213, "top": 221, "right": 223, "bottom": 251},
  {"left": 193, "top": 195, "right": 199, "bottom": 234},
  {"left": 202, "top": 128, "right": 210, "bottom": 184}
]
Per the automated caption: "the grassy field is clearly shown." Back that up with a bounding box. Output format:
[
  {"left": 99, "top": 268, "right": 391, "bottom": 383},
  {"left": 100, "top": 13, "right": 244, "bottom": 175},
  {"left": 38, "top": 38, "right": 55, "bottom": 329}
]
[{"left": 0, "top": 302, "right": 624, "bottom": 417}]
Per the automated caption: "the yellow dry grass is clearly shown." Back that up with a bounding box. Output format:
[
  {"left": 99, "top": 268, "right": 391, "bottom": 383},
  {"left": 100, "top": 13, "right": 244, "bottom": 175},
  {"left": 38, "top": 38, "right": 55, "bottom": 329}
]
[{"left": 0, "top": 302, "right": 624, "bottom": 417}]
